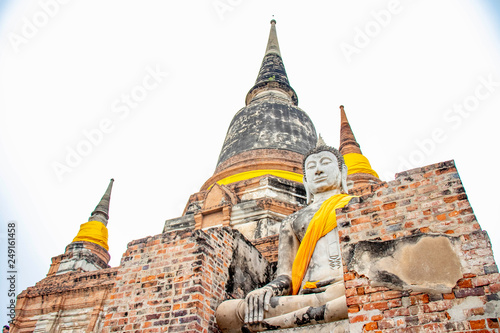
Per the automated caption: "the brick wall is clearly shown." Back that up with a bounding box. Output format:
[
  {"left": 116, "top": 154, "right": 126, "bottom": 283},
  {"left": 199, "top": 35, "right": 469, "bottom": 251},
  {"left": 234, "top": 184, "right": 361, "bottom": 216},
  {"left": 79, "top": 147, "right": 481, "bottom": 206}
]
[
  {"left": 13, "top": 159, "right": 499, "bottom": 332},
  {"left": 251, "top": 234, "right": 279, "bottom": 264},
  {"left": 12, "top": 268, "right": 118, "bottom": 332},
  {"left": 337, "top": 160, "right": 500, "bottom": 332},
  {"left": 100, "top": 228, "right": 235, "bottom": 333}
]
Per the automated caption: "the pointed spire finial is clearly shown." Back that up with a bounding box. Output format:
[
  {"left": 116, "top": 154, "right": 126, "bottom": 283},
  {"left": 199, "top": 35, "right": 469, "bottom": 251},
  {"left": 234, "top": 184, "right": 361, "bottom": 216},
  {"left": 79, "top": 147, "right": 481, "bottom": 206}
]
[
  {"left": 245, "top": 20, "right": 298, "bottom": 105},
  {"left": 89, "top": 178, "right": 114, "bottom": 225},
  {"left": 316, "top": 133, "right": 327, "bottom": 147},
  {"left": 339, "top": 105, "right": 362, "bottom": 155},
  {"left": 265, "top": 17, "right": 281, "bottom": 57}
]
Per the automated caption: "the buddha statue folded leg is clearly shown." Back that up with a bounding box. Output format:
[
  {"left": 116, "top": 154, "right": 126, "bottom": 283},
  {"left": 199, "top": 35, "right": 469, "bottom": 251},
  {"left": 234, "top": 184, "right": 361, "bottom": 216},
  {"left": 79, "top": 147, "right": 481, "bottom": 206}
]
[
  {"left": 248, "top": 295, "right": 348, "bottom": 332},
  {"left": 216, "top": 282, "right": 348, "bottom": 332}
]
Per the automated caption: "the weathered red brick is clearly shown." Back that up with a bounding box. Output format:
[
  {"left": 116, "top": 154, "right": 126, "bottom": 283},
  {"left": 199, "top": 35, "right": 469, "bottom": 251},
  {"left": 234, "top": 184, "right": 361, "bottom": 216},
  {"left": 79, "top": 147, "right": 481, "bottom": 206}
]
[
  {"left": 457, "top": 278, "right": 473, "bottom": 288},
  {"left": 378, "top": 319, "right": 395, "bottom": 329},
  {"left": 363, "top": 301, "right": 389, "bottom": 311},
  {"left": 420, "top": 227, "right": 430, "bottom": 233},
  {"left": 347, "top": 295, "right": 370, "bottom": 306},
  {"left": 364, "top": 322, "right": 378, "bottom": 331},
  {"left": 344, "top": 272, "right": 356, "bottom": 281},
  {"left": 388, "top": 299, "right": 403, "bottom": 308},
  {"left": 436, "top": 214, "right": 446, "bottom": 221},
  {"left": 470, "top": 319, "right": 486, "bottom": 329},
  {"left": 371, "top": 292, "right": 384, "bottom": 301},
  {"left": 489, "top": 283, "right": 500, "bottom": 293},
  {"left": 348, "top": 305, "right": 360, "bottom": 313},
  {"left": 352, "top": 216, "right": 371, "bottom": 225},
  {"left": 384, "top": 307, "right": 410, "bottom": 317},
  {"left": 382, "top": 202, "right": 397, "bottom": 210},
  {"left": 383, "top": 290, "right": 402, "bottom": 299},
  {"left": 346, "top": 288, "right": 357, "bottom": 297},
  {"left": 487, "top": 318, "right": 499, "bottom": 328},
  {"left": 350, "top": 314, "right": 368, "bottom": 323},
  {"left": 454, "top": 287, "right": 485, "bottom": 298}
]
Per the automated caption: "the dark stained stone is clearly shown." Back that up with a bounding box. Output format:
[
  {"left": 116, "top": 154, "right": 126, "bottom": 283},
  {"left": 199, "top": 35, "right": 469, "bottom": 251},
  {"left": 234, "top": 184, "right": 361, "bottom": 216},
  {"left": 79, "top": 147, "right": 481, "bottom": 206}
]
[{"left": 217, "top": 99, "right": 316, "bottom": 166}]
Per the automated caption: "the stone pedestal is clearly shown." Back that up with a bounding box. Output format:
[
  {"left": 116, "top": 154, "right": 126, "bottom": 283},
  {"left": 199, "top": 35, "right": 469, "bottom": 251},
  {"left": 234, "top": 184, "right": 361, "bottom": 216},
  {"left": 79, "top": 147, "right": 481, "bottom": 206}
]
[{"left": 267, "top": 319, "right": 349, "bottom": 332}]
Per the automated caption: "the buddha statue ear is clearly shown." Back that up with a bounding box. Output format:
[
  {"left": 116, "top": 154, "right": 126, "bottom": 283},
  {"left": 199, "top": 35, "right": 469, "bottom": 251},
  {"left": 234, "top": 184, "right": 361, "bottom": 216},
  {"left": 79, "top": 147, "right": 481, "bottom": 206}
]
[
  {"left": 341, "top": 164, "right": 348, "bottom": 194},
  {"left": 304, "top": 177, "right": 312, "bottom": 205}
]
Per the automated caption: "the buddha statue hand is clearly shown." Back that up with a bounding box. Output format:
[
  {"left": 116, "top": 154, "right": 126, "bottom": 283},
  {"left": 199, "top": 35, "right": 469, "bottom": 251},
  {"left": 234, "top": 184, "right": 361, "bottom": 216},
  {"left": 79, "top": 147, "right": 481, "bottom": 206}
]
[
  {"left": 243, "top": 275, "right": 292, "bottom": 325},
  {"left": 244, "top": 285, "right": 274, "bottom": 324}
]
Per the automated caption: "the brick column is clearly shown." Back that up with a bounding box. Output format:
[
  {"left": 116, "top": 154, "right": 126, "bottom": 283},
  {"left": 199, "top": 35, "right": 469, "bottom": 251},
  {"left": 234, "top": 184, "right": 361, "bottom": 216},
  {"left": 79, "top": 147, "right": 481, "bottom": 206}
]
[{"left": 100, "top": 228, "right": 234, "bottom": 332}]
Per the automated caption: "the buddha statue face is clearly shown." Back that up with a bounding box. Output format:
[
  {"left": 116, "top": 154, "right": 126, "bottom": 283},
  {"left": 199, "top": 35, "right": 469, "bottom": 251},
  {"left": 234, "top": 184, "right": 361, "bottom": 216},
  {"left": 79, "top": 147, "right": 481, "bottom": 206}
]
[
  {"left": 303, "top": 145, "right": 348, "bottom": 202},
  {"left": 304, "top": 151, "right": 342, "bottom": 195}
]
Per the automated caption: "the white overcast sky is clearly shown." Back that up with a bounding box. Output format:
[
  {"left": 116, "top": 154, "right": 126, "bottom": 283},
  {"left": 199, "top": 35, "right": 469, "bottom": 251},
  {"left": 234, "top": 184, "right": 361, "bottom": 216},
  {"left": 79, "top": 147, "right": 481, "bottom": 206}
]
[{"left": 0, "top": 0, "right": 499, "bottom": 324}]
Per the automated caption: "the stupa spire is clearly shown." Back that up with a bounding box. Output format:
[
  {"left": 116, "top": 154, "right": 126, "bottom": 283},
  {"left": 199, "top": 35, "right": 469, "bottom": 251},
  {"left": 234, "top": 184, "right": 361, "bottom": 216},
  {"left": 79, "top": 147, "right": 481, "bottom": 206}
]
[
  {"left": 48, "top": 179, "right": 114, "bottom": 275},
  {"left": 339, "top": 105, "right": 362, "bottom": 155},
  {"left": 89, "top": 178, "right": 114, "bottom": 225},
  {"left": 338, "top": 106, "right": 380, "bottom": 192},
  {"left": 245, "top": 19, "right": 298, "bottom": 106},
  {"left": 265, "top": 19, "right": 281, "bottom": 57},
  {"left": 70, "top": 179, "right": 114, "bottom": 251}
]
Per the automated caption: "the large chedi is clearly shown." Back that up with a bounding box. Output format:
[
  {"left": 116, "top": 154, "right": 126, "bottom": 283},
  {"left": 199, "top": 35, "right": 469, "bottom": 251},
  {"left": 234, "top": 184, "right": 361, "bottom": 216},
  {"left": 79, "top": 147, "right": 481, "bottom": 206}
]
[
  {"left": 11, "top": 20, "right": 500, "bottom": 333},
  {"left": 206, "top": 18, "right": 316, "bottom": 188}
]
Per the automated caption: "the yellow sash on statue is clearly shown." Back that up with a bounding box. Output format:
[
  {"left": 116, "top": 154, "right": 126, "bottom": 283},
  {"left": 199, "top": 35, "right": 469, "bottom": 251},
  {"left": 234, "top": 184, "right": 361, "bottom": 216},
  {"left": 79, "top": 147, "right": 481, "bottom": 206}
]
[{"left": 291, "top": 194, "right": 355, "bottom": 295}]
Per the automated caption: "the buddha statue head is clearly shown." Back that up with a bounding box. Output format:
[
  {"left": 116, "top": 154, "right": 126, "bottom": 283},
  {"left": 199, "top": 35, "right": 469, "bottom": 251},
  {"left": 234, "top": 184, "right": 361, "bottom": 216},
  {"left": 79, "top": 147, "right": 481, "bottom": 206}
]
[{"left": 303, "top": 137, "right": 348, "bottom": 203}]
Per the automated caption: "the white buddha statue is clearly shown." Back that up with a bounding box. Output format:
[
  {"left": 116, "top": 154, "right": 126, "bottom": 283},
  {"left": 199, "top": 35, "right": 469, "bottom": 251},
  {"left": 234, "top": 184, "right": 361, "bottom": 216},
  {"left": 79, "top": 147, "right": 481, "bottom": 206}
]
[{"left": 216, "top": 140, "right": 355, "bottom": 332}]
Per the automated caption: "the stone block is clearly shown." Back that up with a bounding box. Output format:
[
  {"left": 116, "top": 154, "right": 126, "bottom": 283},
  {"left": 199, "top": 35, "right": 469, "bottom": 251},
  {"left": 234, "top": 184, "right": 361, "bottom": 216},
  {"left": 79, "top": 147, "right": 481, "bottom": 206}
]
[
  {"left": 266, "top": 319, "right": 349, "bottom": 332},
  {"left": 344, "top": 234, "right": 463, "bottom": 294}
]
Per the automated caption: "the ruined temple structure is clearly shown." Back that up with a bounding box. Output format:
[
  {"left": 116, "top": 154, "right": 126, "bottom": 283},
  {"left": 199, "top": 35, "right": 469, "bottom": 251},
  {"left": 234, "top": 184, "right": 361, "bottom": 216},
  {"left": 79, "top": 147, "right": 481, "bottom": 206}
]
[{"left": 12, "top": 20, "right": 500, "bottom": 332}]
